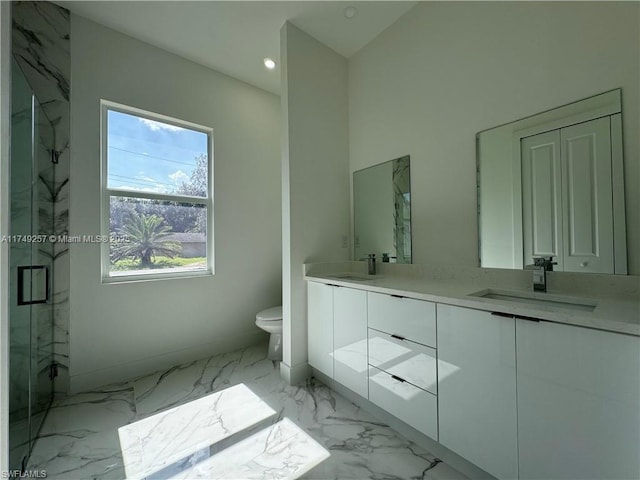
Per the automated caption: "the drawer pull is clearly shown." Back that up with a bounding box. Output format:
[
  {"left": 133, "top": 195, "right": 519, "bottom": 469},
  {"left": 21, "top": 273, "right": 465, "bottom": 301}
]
[
  {"left": 515, "top": 314, "right": 541, "bottom": 323},
  {"left": 391, "top": 374, "right": 406, "bottom": 383},
  {"left": 390, "top": 294, "right": 404, "bottom": 299},
  {"left": 491, "top": 311, "right": 514, "bottom": 318},
  {"left": 390, "top": 334, "right": 406, "bottom": 341}
]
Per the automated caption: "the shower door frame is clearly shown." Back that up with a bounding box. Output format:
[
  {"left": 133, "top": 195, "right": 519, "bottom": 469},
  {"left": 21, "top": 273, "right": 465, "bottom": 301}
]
[{"left": 1, "top": 0, "right": 14, "bottom": 474}]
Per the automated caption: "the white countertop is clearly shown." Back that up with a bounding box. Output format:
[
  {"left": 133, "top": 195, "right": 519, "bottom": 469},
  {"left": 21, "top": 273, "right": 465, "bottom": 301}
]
[{"left": 304, "top": 263, "right": 640, "bottom": 337}]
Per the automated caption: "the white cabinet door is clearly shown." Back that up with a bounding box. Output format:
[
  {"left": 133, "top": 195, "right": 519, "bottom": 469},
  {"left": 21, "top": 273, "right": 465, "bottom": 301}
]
[
  {"left": 333, "top": 287, "right": 368, "bottom": 398},
  {"left": 307, "top": 281, "right": 333, "bottom": 378},
  {"left": 517, "top": 319, "right": 640, "bottom": 480},
  {"left": 560, "top": 117, "right": 613, "bottom": 274},
  {"left": 437, "top": 305, "right": 518, "bottom": 480}
]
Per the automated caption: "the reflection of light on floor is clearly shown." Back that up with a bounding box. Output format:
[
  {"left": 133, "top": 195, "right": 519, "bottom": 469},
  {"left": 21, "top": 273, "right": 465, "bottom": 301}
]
[
  {"left": 332, "top": 339, "right": 368, "bottom": 373},
  {"left": 117, "top": 383, "right": 329, "bottom": 479},
  {"left": 170, "top": 418, "right": 330, "bottom": 480}
]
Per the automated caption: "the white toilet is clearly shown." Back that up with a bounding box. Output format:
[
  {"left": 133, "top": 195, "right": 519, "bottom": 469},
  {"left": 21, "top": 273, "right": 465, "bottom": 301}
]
[{"left": 255, "top": 306, "right": 282, "bottom": 361}]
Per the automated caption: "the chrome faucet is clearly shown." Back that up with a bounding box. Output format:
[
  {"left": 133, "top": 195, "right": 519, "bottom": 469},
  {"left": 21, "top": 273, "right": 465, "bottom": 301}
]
[
  {"left": 525, "top": 256, "right": 557, "bottom": 292},
  {"left": 358, "top": 253, "right": 377, "bottom": 275},
  {"left": 366, "top": 253, "right": 376, "bottom": 275}
]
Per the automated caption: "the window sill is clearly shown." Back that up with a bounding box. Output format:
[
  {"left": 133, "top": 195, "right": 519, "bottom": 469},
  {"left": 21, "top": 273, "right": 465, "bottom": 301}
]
[{"left": 102, "top": 267, "right": 213, "bottom": 284}]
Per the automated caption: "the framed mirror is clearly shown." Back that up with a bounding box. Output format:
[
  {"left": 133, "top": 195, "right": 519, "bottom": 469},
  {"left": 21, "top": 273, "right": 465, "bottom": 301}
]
[
  {"left": 353, "top": 155, "right": 411, "bottom": 264},
  {"left": 477, "top": 89, "right": 627, "bottom": 274}
]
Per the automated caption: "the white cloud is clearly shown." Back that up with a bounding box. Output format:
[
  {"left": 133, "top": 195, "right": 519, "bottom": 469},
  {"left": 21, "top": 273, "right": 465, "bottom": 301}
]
[
  {"left": 138, "top": 118, "right": 185, "bottom": 132},
  {"left": 137, "top": 174, "right": 157, "bottom": 183},
  {"left": 168, "top": 170, "right": 189, "bottom": 184}
]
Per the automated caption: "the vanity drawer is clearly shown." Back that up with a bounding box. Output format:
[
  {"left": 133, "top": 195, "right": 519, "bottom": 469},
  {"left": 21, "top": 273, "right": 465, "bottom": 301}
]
[
  {"left": 367, "top": 292, "right": 436, "bottom": 347},
  {"left": 368, "top": 366, "right": 438, "bottom": 440},
  {"left": 368, "top": 329, "right": 437, "bottom": 394}
]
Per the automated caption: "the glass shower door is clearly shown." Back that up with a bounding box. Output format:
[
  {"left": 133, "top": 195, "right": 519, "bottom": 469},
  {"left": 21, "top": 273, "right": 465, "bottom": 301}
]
[
  {"left": 9, "top": 57, "right": 36, "bottom": 471},
  {"left": 9, "top": 58, "right": 55, "bottom": 472}
]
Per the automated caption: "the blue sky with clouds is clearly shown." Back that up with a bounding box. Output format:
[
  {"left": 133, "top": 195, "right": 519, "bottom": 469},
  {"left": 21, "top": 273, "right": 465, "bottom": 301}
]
[{"left": 107, "top": 110, "right": 208, "bottom": 195}]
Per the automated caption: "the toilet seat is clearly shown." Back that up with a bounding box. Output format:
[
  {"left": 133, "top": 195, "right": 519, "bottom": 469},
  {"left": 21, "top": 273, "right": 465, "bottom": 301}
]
[
  {"left": 256, "top": 306, "right": 282, "bottom": 322},
  {"left": 255, "top": 306, "right": 283, "bottom": 361}
]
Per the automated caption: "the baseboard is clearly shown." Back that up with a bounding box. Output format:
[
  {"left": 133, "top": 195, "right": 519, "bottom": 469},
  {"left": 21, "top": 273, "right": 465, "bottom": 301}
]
[
  {"left": 279, "top": 360, "right": 311, "bottom": 386},
  {"left": 69, "top": 331, "right": 268, "bottom": 393},
  {"left": 311, "top": 368, "right": 496, "bottom": 480}
]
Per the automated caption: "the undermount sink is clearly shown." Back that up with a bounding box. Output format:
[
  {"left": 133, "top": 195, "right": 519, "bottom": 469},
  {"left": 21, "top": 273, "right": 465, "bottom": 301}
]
[
  {"left": 326, "top": 273, "right": 377, "bottom": 282},
  {"left": 470, "top": 288, "right": 597, "bottom": 312}
]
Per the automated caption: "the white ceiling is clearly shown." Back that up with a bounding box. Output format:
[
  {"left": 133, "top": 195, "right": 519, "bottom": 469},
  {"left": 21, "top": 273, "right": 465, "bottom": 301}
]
[{"left": 58, "top": 1, "right": 417, "bottom": 94}]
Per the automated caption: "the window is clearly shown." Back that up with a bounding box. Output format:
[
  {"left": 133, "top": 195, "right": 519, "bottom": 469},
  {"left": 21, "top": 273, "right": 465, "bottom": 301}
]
[{"left": 101, "top": 101, "right": 213, "bottom": 281}]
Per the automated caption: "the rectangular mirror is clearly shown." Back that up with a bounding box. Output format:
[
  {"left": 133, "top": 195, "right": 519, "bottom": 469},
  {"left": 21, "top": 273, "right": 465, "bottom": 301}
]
[
  {"left": 477, "top": 89, "right": 627, "bottom": 274},
  {"left": 354, "top": 156, "right": 412, "bottom": 264}
]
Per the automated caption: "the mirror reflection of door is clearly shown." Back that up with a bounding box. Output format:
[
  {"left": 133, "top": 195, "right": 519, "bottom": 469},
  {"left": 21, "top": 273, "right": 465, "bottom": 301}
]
[
  {"left": 477, "top": 89, "right": 627, "bottom": 274},
  {"left": 521, "top": 117, "right": 614, "bottom": 274}
]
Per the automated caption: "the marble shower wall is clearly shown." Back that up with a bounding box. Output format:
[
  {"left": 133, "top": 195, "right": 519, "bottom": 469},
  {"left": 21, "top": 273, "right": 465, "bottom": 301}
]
[{"left": 12, "top": 1, "right": 70, "bottom": 393}]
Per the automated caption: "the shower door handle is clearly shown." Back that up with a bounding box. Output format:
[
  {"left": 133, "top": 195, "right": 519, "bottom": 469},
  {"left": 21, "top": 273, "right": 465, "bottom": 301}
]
[{"left": 17, "top": 265, "right": 49, "bottom": 305}]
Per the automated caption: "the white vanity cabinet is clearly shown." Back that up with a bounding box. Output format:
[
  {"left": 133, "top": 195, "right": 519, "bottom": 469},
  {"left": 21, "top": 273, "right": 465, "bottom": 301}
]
[
  {"left": 367, "top": 292, "right": 439, "bottom": 440},
  {"left": 368, "top": 329, "right": 437, "bottom": 394},
  {"left": 516, "top": 319, "right": 640, "bottom": 480},
  {"left": 307, "top": 281, "right": 334, "bottom": 378},
  {"left": 436, "top": 305, "right": 518, "bottom": 480},
  {"left": 307, "top": 281, "right": 368, "bottom": 397},
  {"left": 308, "top": 274, "right": 639, "bottom": 480},
  {"left": 333, "top": 286, "right": 368, "bottom": 398},
  {"left": 368, "top": 292, "right": 436, "bottom": 347}
]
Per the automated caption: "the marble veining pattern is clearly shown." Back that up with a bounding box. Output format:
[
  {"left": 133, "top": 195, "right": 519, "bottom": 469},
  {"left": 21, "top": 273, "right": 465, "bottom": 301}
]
[
  {"left": 12, "top": 0, "right": 71, "bottom": 393},
  {"left": 27, "top": 343, "right": 469, "bottom": 480},
  {"left": 171, "top": 418, "right": 330, "bottom": 480},
  {"left": 119, "top": 384, "right": 277, "bottom": 478}
]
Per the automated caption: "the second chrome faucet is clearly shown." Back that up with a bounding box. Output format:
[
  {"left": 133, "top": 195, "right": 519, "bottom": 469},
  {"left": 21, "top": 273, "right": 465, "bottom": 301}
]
[
  {"left": 525, "top": 256, "right": 557, "bottom": 292},
  {"left": 367, "top": 253, "right": 376, "bottom": 275}
]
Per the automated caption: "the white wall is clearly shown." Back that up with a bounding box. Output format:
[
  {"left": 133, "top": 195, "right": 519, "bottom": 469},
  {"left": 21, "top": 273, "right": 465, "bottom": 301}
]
[
  {"left": 349, "top": 1, "right": 640, "bottom": 273},
  {"left": 0, "top": 1, "right": 11, "bottom": 472},
  {"left": 281, "top": 22, "right": 350, "bottom": 383},
  {"left": 70, "top": 15, "right": 282, "bottom": 392}
]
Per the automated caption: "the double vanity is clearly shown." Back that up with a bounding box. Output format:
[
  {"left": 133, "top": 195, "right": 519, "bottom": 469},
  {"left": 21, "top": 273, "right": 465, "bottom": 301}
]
[{"left": 304, "top": 262, "right": 640, "bottom": 480}]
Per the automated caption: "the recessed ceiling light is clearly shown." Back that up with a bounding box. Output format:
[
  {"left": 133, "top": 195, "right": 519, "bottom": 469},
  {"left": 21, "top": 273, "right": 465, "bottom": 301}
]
[
  {"left": 344, "top": 6, "right": 357, "bottom": 19},
  {"left": 263, "top": 57, "right": 276, "bottom": 70}
]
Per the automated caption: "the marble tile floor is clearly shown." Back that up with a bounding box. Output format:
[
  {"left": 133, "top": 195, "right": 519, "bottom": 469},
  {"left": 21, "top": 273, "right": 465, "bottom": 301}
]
[{"left": 26, "top": 342, "right": 469, "bottom": 480}]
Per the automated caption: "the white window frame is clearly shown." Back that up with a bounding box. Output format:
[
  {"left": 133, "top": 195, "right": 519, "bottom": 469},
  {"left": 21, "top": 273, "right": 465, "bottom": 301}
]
[{"left": 100, "top": 100, "right": 214, "bottom": 283}]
